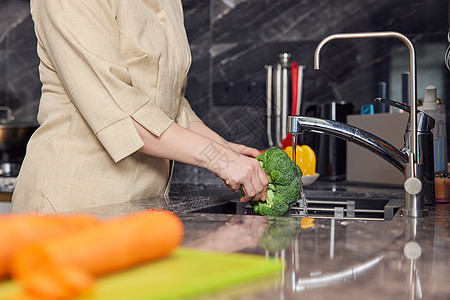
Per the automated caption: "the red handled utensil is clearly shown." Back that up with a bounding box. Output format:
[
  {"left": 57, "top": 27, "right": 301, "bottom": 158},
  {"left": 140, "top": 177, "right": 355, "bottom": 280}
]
[{"left": 281, "top": 61, "right": 299, "bottom": 149}]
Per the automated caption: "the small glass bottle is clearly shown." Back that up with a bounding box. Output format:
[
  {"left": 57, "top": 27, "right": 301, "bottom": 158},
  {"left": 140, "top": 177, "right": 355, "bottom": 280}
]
[{"left": 435, "top": 170, "right": 449, "bottom": 203}]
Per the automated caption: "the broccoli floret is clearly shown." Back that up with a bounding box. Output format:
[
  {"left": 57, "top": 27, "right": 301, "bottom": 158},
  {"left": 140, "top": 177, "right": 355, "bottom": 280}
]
[{"left": 250, "top": 148, "right": 303, "bottom": 217}]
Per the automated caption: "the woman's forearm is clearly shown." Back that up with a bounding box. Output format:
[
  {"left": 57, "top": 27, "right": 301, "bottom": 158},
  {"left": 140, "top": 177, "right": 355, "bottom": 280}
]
[
  {"left": 188, "top": 121, "right": 228, "bottom": 146},
  {"left": 189, "top": 121, "right": 261, "bottom": 157},
  {"left": 132, "top": 120, "right": 228, "bottom": 171},
  {"left": 132, "top": 119, "right": 268, "bottom": 202}
]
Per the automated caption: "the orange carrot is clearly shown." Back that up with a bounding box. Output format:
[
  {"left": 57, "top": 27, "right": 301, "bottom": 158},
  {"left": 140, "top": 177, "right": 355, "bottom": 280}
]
[
  {"left": 11, "top": 209, "right": 184, "bottom": 300},
  {"left": 0, "top": 214, "right": 100, "bottom": 279}
]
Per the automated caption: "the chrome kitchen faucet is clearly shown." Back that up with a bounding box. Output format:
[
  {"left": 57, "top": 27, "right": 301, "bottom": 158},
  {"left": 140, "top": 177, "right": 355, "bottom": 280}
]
[{"left": 288, "top": 32, "right": 434, "bottom": 217}]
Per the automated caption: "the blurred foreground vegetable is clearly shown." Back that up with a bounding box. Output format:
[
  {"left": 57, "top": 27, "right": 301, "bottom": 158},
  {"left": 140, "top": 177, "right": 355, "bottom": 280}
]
[
  {"left": 251, "top": 148, "right": 303, "bottom": 217},
  {"left": 0, "top": 214, "right": 100, "bottom": 279},
  {"left": 10, "top": 209, "right": 184, "bottom": 300},
  {"left": 284, "top": 145, "right": 316, "bottom": 175}
]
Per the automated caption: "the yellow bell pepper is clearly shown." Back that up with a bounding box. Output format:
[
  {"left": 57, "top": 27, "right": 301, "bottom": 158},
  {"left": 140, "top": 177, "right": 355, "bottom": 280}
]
[{"left": 284, "top": 145, "right": 316, "bottom": 175}]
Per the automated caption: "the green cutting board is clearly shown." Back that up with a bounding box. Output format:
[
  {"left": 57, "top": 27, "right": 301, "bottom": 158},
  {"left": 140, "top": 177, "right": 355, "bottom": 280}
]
[{"left": 0, "top": 247, "right": 282, "bottom": 300}]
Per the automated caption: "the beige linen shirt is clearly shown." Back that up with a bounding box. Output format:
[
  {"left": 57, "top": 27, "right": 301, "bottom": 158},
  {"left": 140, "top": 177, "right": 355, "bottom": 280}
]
[{"left": 12, "top": 0, "right": 202, "bottom": 213}]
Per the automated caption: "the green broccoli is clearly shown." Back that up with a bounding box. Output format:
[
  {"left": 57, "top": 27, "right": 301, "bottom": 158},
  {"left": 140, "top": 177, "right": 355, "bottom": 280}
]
[{"left": 250, "top": 148, "right": 303, "bottom": 217}]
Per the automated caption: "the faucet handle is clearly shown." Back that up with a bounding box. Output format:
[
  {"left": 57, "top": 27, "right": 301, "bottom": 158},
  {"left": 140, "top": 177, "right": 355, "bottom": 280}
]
[
  {"left": 374, "top": 97, "right": 411, "bottom": 112},
  {"left": 373, "top": 98, "right": 435, "bottom": 132},
  {"left": 404, "top": 177, "right": 422, "bottom": 195}
]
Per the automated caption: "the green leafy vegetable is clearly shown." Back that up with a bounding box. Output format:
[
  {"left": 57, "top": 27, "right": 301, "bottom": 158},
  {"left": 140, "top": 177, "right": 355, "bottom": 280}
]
[{"left": 251, "top": 148, "right": 303, "bottom": 216}]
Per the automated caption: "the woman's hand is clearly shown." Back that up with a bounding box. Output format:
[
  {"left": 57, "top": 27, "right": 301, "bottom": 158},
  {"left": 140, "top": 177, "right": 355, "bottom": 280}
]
[
  {"left": 209, "top": 147, "right": 268, "bottom": 203},
  {"left": 226, "top": 142, "right": 261, "bottom": 158},
  {"left": 219, "top": 143, "right": 268, "bottom": 202}
]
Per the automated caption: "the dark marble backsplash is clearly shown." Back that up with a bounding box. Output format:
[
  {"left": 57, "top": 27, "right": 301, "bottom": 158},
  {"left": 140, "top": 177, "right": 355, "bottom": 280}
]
[
  {"left": 0, "top": 0, "right": 449, "bottom": 185},
  {"left": 182, "top": 0, "right": 449, "bottom": 149},
  {"left": 0, "top": 0, "right": 40, "bottom": 123}
]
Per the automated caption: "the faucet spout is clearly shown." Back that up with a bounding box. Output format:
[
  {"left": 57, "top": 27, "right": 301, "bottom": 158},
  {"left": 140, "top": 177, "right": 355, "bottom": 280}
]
[
  {"left": 313, "top": 32, "right": 418, "bottom": 177},
  {"left": 303, "top": 32, "right": 430, "bottom": 217},
  {"left": 287, "top": 116, "right": 408, "bottom": 172}
]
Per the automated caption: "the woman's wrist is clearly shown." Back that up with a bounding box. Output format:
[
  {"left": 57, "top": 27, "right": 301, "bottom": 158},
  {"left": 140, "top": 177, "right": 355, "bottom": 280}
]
[{"left": 196, "top": 142, "right": 239, "bottom": 178}]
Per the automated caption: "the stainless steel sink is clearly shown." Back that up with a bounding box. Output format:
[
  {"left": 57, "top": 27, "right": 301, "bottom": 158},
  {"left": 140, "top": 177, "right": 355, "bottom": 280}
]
[
  {"left": 189, "top": 193, "right": 402, "bottom": 221},
  {"left": 178, "top": 180, "right": 404, "bottom": 221},
  {"left": 242, "top": 197, "right": 401, "bottom": 221}
]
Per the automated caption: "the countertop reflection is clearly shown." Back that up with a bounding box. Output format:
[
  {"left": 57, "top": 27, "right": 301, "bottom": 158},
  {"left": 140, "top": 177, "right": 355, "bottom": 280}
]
[{"left": 180, "top": 204, "right": 450, "bottom": 300}]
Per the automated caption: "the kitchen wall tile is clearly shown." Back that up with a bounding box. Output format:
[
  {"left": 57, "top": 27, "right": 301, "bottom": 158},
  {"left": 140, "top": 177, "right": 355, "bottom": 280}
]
[
  {"left": 5, "top": 15, "right": 36, "bottom": 52},
  {"left": 185, "top": 44, "right": 211, "bottom": 117},
  {"left": 178, "top": 0, "right": 449, "bottom": 183},
  {"left": 182, "top": 0, "right": 210, "bottom": 46},
  {"left": 182, "top": 0, "right": 212, "bottom": 118},
  {"left": 0, "top": 0, "right": 30, "bottom": 49},
  {"left": 0, "top": 50, "right": 7, "bottom": 108},
  {"left": 3, "top": 48, "right": 40, "bottom": 122},
  {"left": 0, "top": 0, "right": 39, "bottom": 123},
  {"left": 206, "top": 0, "right": 448, "bottom": 110},
  {"left": 211, "top": 0, "right": 447, "bottom": 44},
  {"left": 194, "top": 0, "right": 448, "bottom": 147}
]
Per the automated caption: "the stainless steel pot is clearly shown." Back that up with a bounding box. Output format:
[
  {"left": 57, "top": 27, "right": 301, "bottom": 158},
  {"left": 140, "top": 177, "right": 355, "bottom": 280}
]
[
  {"left": 0, "top": 107, "right": 38, "bottom": 153},
  {"left": 0, "top": 123, "right": 38, "bottom": 152}
]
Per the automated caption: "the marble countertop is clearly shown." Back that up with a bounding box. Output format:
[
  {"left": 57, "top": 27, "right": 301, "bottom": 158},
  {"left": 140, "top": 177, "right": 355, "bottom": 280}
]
[
  {"left": 180, "top": 203, "right": 449, "bottom": 299},
  {"left": 74, "top": 182, "right": 449, "bottom": 299},
  {"left": 75, "top": 181, "right": 406, "bottom": 218}
]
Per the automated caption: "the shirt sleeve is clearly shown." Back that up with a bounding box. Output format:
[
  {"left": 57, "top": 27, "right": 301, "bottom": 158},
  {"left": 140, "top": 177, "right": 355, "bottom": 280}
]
[{"left": 31, "top": 0, "right": 174, "bottom": 162}]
